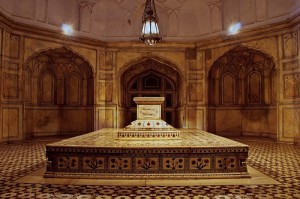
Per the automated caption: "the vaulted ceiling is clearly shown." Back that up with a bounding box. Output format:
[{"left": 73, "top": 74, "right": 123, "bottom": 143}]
[{"left": 0, "top": 0, "right": 299, "bottom": 42}]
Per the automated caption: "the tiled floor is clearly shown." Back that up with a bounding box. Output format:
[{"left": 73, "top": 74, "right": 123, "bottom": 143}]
[{"left": 0, "top": 137, "right": 300, "bottom": 199}]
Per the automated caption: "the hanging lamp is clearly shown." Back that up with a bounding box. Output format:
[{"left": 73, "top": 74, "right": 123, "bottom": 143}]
[{"left": 140, "top": 0, "right": 162, "bottom": 45}]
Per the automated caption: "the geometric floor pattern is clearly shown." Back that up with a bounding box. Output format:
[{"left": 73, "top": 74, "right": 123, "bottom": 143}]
[{"left": 0, "top": 137, "right": 300, "bottom": 199}]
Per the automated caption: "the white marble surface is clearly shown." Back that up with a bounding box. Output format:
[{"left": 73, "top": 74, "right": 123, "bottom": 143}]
[{"left": 47, "top": 128, "right": 248, "bottom": 148}]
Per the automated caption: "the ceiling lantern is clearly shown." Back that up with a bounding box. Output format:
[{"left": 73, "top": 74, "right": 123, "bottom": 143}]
[{"left": 140, "top": 0, "right": 162, "bottom": 45}]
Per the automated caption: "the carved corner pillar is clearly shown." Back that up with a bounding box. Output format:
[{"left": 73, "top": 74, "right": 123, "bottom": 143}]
[{"left": 0, "top": 29, "right": 24, "bottom": 142}]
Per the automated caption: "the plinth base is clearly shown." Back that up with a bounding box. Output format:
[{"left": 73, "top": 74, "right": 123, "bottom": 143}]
[{"left": 45, "top": 129, "right": 249, "bottom": 179}]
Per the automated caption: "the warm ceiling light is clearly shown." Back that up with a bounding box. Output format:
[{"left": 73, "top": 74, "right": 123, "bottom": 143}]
[
  {"left": 140, "top": 0, "right": 162, "bottom": 45},
  {"left": 61, "top": 24, "right": 74, "bottom": 36},
  {"left": 228, "top": 22, "right": 241, "bottom": 35}
]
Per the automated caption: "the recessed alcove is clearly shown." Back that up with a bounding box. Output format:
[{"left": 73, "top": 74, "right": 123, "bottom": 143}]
[
  {"left": 120, "top": 58, "right": 183, "bottom": 128},
  {"left": 208, "top": 46, "right": 277, "bottom": 139},
  {"left": 24, "top": 47, "right": 94, "bottom": 138}
]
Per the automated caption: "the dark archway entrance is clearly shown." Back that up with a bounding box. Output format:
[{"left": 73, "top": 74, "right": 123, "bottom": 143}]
[
  {"left": 121, "top": 58, "right": 180, "bottom": 127},
  {"left": 208, "top": 46, "right": 277, "bottom": 137}
]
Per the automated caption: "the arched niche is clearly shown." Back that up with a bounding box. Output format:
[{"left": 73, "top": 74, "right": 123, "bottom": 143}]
[
  {"left": 120, "top": 58, "right": 183, "bottom": 127},
  {"left": 23, "top": 47, "right": 94, "bottom": 138},
  {"left": 208, "top": 46, "right": 277, "bottom": 138}
]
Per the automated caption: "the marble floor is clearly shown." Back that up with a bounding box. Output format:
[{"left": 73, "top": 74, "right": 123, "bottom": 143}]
[{"left": 0, "top": 137, "right": 300, "bottom": 199}]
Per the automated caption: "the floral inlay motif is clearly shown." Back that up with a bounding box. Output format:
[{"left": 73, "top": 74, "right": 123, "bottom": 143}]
[
  {"left": 216, "top": 157, "right": 236, "bottom": 169},
  {"left": 110, "top": 158, "right": 131, "bottom": 170},
  {"left": 190, "top": 158, "right": 210, "bottom": 169},
  {"left": 83, "top": 157, "right": 104, "bottom": 170},
  {"left": 136, "top": 158, "right": 158, "bottom": 170},
  {"left": 163, "top": 157, "right": 184, "bottom": 170},
  {"left": 57, "top": 157, "right": 78, "bottom": 169}
]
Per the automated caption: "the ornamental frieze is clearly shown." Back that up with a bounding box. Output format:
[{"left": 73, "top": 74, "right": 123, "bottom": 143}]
[
  {"left": 283, "top": 60, "right": 299, "bottom": 71},
  {"left": 3, "top": 61, "right": 19, "bottom": 71},
  {"left": 283, "top": 31, "right": 298, "bottom": 58},
  {"left": 284, "top": 73, "right": 300, "bottom": 98},
  {"left": 189, "top": 73, "right": 203, "bottom": 80},
  {"left": 98, "top": 73, "right": 113, "bottom": 80},
  {"left": 3, "top": 72, "right": 18, "bottom": 98}
]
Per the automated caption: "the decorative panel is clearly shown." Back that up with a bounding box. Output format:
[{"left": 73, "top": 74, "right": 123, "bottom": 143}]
[
  {"left": 3, "top": 72, "right": 18, "bottom": 98},
  {"left": 109, "top": 157, "right": 131, "bottom": 170},
  {"left": 188, "top": 82, "right": 203, "bottom": 102},
  {"left": 282, "top": 108, "right": 300, "bottom": 139},
  {"left": 222, "top": 73, "right": 235, "bottom": 104},
  {"left": 189, "top": 73, "right": 203, "bottom": 80},
  {"left": 248, "top": 72, "right": 261, "bottom": 104},
  {"left": 136, "top": 158, "right": 159, "bottom": 171},
  {"left": 56, "top": 79, "right": 64, "bottom": 105},
  {"left": 186, "top": 48, "right": 197, "bottom": 60},
  {"left": 197, "top": 50, "right": 205, "bottom": 70},
  {"left": 283, "top": 31, "right": 298, "bottom": 58},
  {"left": 186, "top": 48, "right": 197, "bottom": 71},
  {"left": 83, "top": 157, "right": 104, "bottom": 170},
  {"left": 24, "top": 68, "right": 31, "bottom": 102},
  {"left": 99, "top": 51, "right": 114, "bottom": 70},
  {"left": 1, "top": 32, "right": 20, "bottom": 59},
  {"left": 97, "top": 108, "right": 115, "bottom": 129},
  {"left": 10, "top": 34, "right": 20, "bottom": 59},
  {"left": 283, "top": 60, "right": 299, "bottom": 71},
  {"left": 98, "top": 82, "right": 113, "bottom": 102},
  {"left": 67, "top": 74, "right": 80, "bottom": 104},
  {"left": 3, "top": 31, "right": 10, "bottom": 57},
  {"left": 41, "top": 72, "right": 54, "bottom": 104},
  {"left": 162, "top": 157, "right": 185, "bottom": 170},
  {"left": 3, "top": 60, "right": 19, "bottom": 71},
  {"left": 215, "top": 157, "right": 237, "bottom": 170},
  {"left": 2, "top": 108, "right": 19, "bottom": 138},
  {"left": 57, "top": 156, "right": 79, "bottom": 169},
  {"left": 284, "top": 73, "right": 300, "bottom": 99},
  {"left": 187, "top": 108, "right": 204, "bottom": 129},
  {"left": 189, "top": 157, "right": 211, "bottom": 170},
  {"left": 98, "top": 73, "right": 113, "bottom": 80}
]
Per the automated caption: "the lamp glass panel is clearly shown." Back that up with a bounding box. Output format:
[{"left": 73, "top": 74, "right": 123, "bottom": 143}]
[{"left": 151, "top": 21, "right": 158, "bottom": 34}]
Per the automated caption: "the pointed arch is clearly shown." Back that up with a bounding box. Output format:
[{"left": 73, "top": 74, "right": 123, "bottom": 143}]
[
  {"left": 208, "top": 46, "right": 277, "bottom": 138},
  {"left": 119, "top": 56, "right": 184, "bottom": 127},
  {"left": 23, "top": 47, "right": 95, "bottom": 137},
  {"left": 208, "top": 46, "right": 275, "bottom": 106}
]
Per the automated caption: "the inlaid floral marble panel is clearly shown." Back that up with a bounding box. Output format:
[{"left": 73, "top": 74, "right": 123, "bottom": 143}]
[{"left": 45, "top": 128, "right": 249, "bottom": 179}]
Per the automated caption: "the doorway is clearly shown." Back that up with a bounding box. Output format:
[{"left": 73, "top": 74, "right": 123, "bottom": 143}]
[{"left": 121, "top": 58, "right": 180, "bottom": 127}]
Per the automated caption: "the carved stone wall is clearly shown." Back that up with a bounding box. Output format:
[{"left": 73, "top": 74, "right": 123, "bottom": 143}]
[
  {"left": 0, "top": 29, "right": 23, "bottom": 143},
  {"left": 120, "top": 58, "right": 181, "bottom": 127},
  {"left": 279, "top": 29, "right": 300, "bottom": 142},
  {"left": 23, "top": 47, "right": 94, "bottom": 137},
  {"left": 208, "top": 46, "right": 277, "bottom": 138},
  {"left": 0, "top": 6, "right": 299, "bottom": 143}
]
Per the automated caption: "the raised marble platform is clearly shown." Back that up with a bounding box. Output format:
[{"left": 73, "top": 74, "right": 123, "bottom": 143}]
[
  {"left": 118, "top": 97, "right": 180, "bottom": 139},
  {"left": 44, "top": 128, "right": 249, "bottom": 179}
]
